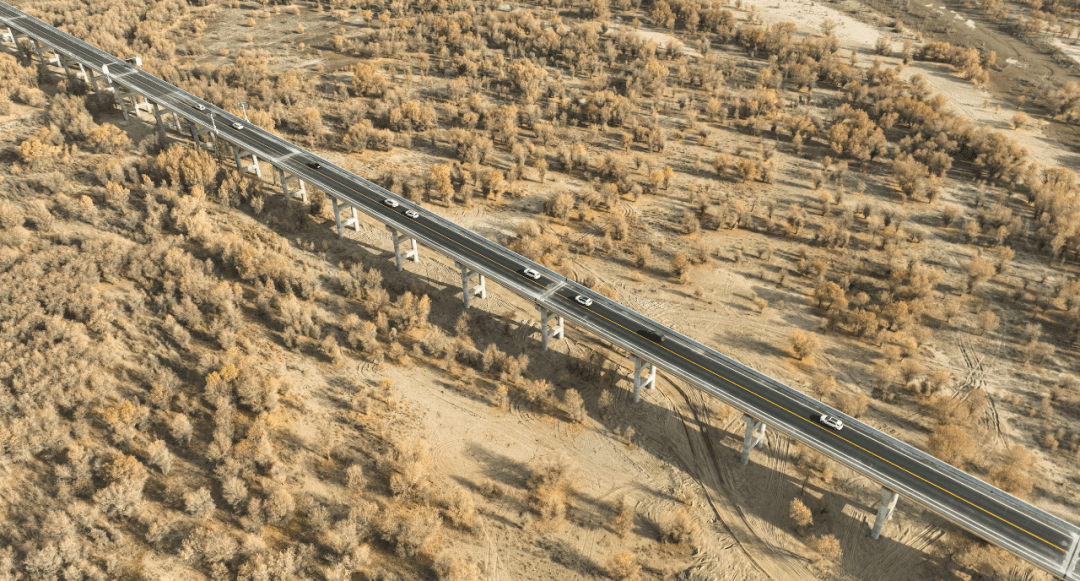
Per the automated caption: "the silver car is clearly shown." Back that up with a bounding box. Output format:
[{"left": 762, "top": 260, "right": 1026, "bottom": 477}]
[
  {"left": 574, "top": 295, "right": 593, "bottom": 307},
  {"left": 404, "top": 209, "right": 419, "bottom": 219},
  {"left": 383, "top": 198, "right": 399, "bottom": 208},
  {"left": 192, "top": 103, "right": 206, "bottom": 111},
  {"left": 231, "top": 122, "right": 244, "bottom": 130},
  {"left": 819, "top": 414, "right": 844, "bottom": 431},
  {"left": 522, "top": 268, "right": 541, "bottom": 280}
]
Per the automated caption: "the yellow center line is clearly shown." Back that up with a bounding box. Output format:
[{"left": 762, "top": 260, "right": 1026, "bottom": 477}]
[{"left": 115, "top": 69, "right": 1067, "bottom": 555}]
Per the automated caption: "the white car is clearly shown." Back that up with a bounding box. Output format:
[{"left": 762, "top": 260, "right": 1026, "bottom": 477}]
[
  {"left": 522, "top": 268, "right": 541, "bottom": 280},
  {"left": 404, "top": 209, "right": 419, "bottom": 219},
  {"left": 574, "top": 295, "right": 593, "bottom": 307},
  {"left": 383, "top": 198, "right": 399, "bottom": 208},
  {"left": 231, "top": 122, "right": 244, "bottom": 130},
  {"left": 192, "top": 103, "right": 206, "bottom": 111},
  {"left": 819, "top": 414, "right": 844, "bottom": 431}
]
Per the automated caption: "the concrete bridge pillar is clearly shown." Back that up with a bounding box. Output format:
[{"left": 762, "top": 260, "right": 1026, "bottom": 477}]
[
  {"left": 535, "top": 305, "right": 564, "bottom": 351},
  {"left": 871, "top": 488, "right": 900, "bottom": 539},
  {"left": 332, "top": 197, "right": 359, "bottom": 239},
  {"left": 188, "top": 121, "right": 214, "bottom": 149},
  {"left": 275, "top": 167, "right": 307, "bottom": 202},
  {"left": 455, "top": 262, "right": 486, "bottom": 309},
  {"left": 386, "top": 226, "right": 418, "bottom": 271},
  {"left": 152, "top": 102, "right": 170, "bottom": 142},
  {"left": 101, "top": 64, "right": 130, "bottom": 123},
  {"left": 741, "top": 415, "right": 767, "bottom": 464},
  {"left": 2, "top": 26, "right": 14, "bottom": 44},
  {"left": 230, "top": 144, "right": 262, "bottom": 177},
  {"left": 631, "top": 355, "right": 656, "bottom": 402}
]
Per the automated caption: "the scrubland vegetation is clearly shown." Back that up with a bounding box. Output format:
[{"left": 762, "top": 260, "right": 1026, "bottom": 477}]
[{"left": 3, "top": 0, "right": 1080, "bottom": 577}]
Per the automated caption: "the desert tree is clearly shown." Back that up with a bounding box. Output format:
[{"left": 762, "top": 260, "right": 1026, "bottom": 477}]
[
  {"left": 185, "top": 487, "right": 217, "bottom": 520},
  {"left": 964, "top": 255, "right": 996, "bottom": 292},
  {"left": 147, "top": 439, "right": 173, "bottom": 475},
  {"left": 789, "top": 498, "right": 813, "bottom": 535},
  {"left": 808, "top": 534, "right": 843, "bottom": 569},
  {"left": 788, "top": 330, "right": 821, "bottom": 360},
  {"left": 563, "top": 389, "right": 586, "bottom": 424}
]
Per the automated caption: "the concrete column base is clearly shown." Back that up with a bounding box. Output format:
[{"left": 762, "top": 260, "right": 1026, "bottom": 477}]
[
  {"left": 871, "top": 488, "right": 900, "bottom": 539},
  {"left": 741, "top": 415, "right": 766, "bottom": 464},
  {"left": 332, "top": 197, "right": 360, "bottom": 238},
  {"left": 631, "top": 355, "right": 656, "bottom": 402},
  {"left": 276, "top": 167, "right": 307, "bottom": 202},
  {"left": 386, "top": 226, "right": 418, "bottom": 271},
  {"left": 230, "top": 145, "right": 262, "bottom": 177},
  {"left": 536, "top": 305, "right": 564, "bottom": 350},
  {"left": 455, "top": 261, "right": 486, "bottom": 309}
]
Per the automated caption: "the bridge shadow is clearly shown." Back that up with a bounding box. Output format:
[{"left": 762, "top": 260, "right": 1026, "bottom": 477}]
[{"left": 238, "top": 163, "right": 977, "bottom": 581}]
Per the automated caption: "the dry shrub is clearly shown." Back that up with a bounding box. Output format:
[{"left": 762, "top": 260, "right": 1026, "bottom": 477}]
[
  {"left": 378, "top": 505, "right": 442, "bottom": 558},
  {"left": 988, "top": 445, "right": 1034, "bottom": 497},
  {"left": 169, "top": 413, "right": 193, "bottom": 445},
  {"left": 85, "top": 123, "right": 131, "bottom": 153},
  {"left": 147, "top": 439, "right": 172, "bottom": 475},
  {"left": 808, "top": 534, "right": 843, "bottom": 569},
  {"left": 221, "top": 476, "right": 248, "bottom": 511},
  {"left": 789, "top": 498, "right": 813, "bottom": 535},
  {"left": 345, "top": 464, "right": 366, "bottom": 491},
  {"left": 607, "top": 550, "right": 640, "bottom": 580},
  {"left": 387, "top": 440, "right": 433, "bottom": 501},
  {"left": 440, "top": 484, "right": 479, "bottom": 530},
  {"left": 435, "top": 553, "right": 481, "bottom": 581},
  {"left": 611, "top": 495, "right": 635, "bottom": 538},
  {"left": 787, "top": 329, "right": 820, "bottom": 360},
  {"left": 185, "top": 487, "right": 217, "bottom": 520},
  {"left": 563, "top": 388, "right": 586, "bottom": 423},
  {"left": 927, "top": 424, "right": 977, "bottom": 466},
  {"left": 264, "top": 488, "right": 295, "bottom": 525},
  {"left": 527, "top": 454, "right": 573, "bottom": 521},
  {"left": 0, "top": 201, "right": 24, "bottom": 230},
  {"left": 660, "top": 507, "right": 699, "bottom": 544}
]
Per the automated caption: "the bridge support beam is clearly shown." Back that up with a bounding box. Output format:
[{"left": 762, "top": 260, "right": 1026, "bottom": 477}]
[
  {"left": 386, "top": 226, "right": 418, "bottom": 271},
  {"left": 2, "top": 27, "right": 14, "bottom": 44},
  {"left": 332, "top": 197, "right": 359, "bottom": 239},
  {"left": 188, "top": 122, "right": 214, "bottom": 149},
  {"left": 152, "top": 102, "right": 170, "bottom": 142},
  {"left": 871, "top": 487, "right": 900, "bottom": 539},
  {"left": 230, "top": 144, "right": 262, "bottom": 177},
  {"left": 535, "top": 305, "right": 564, "bottom": 351},
  {"left": 631, "top": 355, "right": 656, "bottom": 402},
  {"left": 741, "top": 415, "right": 766, "bottom": 464},
  {"left": 276, "top": 167, "right": 307, "bottom": 202},
  {"left": 455, "top": 262, "right": 486, "bottom": 309}
]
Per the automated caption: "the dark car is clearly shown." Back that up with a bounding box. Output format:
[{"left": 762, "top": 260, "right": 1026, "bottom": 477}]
[
  {"left": 307, "top": 162, "right": 322, "bottom": 170},
  {"left": 637, "top": 329, "right": 665, "bottom": 343}
]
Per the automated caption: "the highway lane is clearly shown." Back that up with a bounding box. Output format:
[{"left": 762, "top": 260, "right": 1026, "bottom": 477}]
[{"left": 3, "top": 4, "right": 1077, "bottom": 577}]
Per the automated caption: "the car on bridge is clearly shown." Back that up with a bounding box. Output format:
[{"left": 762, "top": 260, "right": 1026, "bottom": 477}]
[
  {"left": 383, "top": 198, "right": 399, "bottom": 208},
  {"left": 404, "top": 209, "right": 420, "bottom": 219},
  {"left": 192, "top": 103, "right": 206, "bottom": 111},
  {"left": 231, "top": 122, "right": 244, "bottom": 130},
  {"left": 574, "top": 295, "right": 593, "bottom": 307},
  {"left": 819, "top": 414, "right": 844, "bottom": 431},
  {"left": 307, "top": 161, "right": 321, "bottom": 170},
  {"left": 637, "top": 329, "right": 665, "bottom": 343},
  {"left": 522, "top": 268, "right": 541, "bottom": 280}
]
